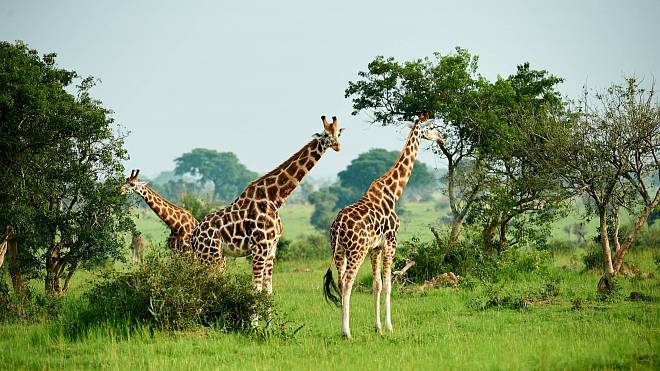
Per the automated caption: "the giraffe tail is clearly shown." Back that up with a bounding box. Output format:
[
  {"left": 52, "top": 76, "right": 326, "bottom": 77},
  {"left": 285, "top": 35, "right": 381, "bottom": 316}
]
[{"left": 323, "top": 267, "right": 341, "bottom": 307}]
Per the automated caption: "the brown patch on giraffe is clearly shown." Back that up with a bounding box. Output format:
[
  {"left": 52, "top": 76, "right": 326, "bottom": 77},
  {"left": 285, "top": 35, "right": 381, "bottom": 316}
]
[{"left": 264, "top": 186, "right": 275, "bottom": 200}]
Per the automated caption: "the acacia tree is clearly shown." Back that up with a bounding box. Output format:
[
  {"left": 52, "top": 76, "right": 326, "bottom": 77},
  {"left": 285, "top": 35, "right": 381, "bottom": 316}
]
[
  {"left": 345, "top": 48, "right": 486, "bottom": 244},
  {"left": 551, "top": 78, "right": 659, "bottom": 288},
  {"left": 0, "top": 41, "right": 133, "bottom": 296},
  {"left": 471, "top": 64, "right": 571, "bottom": 251},
  {"left": 346, "top": 49, "right": 569, "bottom": 249}
]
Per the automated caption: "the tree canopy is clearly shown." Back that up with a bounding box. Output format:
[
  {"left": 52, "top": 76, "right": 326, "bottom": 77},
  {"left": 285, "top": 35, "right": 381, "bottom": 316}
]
[
  {"left": 174, "top": 148, "right": 258, "bottom": 203},
  {"left": 345, "top": 47, "right": 570, "bottom": 250},
  {"left": 336, "top": 148, "right": 437, "bottom": 208},
  {"left": 0, "top": 41, "right": 133, "bottom": 295}
]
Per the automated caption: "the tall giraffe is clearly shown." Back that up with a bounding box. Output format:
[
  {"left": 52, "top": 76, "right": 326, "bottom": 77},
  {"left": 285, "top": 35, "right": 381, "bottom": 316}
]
[
  {"left": 121, "top": 169, "right": 199, "bottom": 253},
  {"left": 190, "top": 116, "right": 342, "bottom": 294},
  {"left": 323, "top": 113, "right": 444, "bottom": 339}
]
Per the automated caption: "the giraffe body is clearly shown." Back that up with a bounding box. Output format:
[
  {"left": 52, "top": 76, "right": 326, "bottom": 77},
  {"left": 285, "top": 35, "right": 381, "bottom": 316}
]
[
  {"left": 324, "top": 114, "right": 444, "bottom": 338},
  {"left": 191, "top": 116, "right": 342, "bottom": 294},
  {"left": 121, "top": 170, "right": 199, "bottom": 253}
]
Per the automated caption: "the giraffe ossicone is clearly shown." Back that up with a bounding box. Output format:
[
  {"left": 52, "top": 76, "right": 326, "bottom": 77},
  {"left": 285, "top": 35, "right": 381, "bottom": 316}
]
[
  {"left": 323, "top": 112, "right": 445, "bottom": 339},
  {"left": 121, "top": 169, "right": 200, "bottom": 254},
  {"left": 190, "top": 115, "right": 342, "bottom": 296}
]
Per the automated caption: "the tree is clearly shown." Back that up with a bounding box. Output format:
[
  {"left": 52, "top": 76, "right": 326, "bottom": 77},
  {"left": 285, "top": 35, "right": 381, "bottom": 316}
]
[
  {"left": 308, "top": 188, "right": 339, "bottom": 232},
  {"left": 335, "top": 148, "right": 437, "bottom": 208},
  {"left": 0, "top": 41, "right": 134, "bottom": 296},
  {"left": 174, "top": 148, "right": 258, "bottom": 203},
  {"left": 550, "top": 78, "right": 659, "bottom": 288},
  {"left": 470, "top": 64, "right": 571, "bottom": 251},
  {"left": 345, "top": 48, "right": 569, "bottom": 248}
]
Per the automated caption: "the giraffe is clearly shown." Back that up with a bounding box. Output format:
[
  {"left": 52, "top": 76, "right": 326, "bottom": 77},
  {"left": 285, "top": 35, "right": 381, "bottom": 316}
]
[
  {"left": 121, "top": 169, "right": 199, "bottom": 253},
  {"left": 323, "top": 113, "right": 445, "bottom": 339},
  {"left": 190, "top": 116, "right": 343, "bottom": 295},
  {"left": 131, "top": 231, "right": 145, "bottom": 264}
]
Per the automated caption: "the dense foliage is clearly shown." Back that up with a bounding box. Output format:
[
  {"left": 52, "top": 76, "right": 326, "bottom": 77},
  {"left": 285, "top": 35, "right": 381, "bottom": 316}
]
[
  {"left": 174, "top": 148, "right": 258, "bottom": 203},
  {"left": 0, "top": 41, "right": 133, "bottom": 296},
  {"left": 75, "top": 252, "right": 271, "bottom": 333}
]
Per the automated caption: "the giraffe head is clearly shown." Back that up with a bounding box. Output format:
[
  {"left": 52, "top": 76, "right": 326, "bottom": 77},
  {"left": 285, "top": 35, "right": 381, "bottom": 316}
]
[
  {"left": 120, "top": 169, "right": 148, "bottom": 195},
  {"left": 416, "top": 113, "right": 445, "bottom": 145},
  {"left": 315, "top": 115, "right": 344, "bottom": 152}
]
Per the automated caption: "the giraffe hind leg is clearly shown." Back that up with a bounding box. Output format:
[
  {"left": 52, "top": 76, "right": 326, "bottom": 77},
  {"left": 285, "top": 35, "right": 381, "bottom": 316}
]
[{"left": 370, "top": 247, "right": 383, "bottom": 333}]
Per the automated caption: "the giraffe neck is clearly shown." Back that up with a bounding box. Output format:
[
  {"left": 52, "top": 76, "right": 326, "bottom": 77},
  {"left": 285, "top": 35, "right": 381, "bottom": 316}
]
[
  {"left": 135, "top": 186, "right": 186, "bottom": 228},
  {"left": 244, "top": 139, "right": 325, "bottom": 209},
  {"left": 371, "top": 124, "right": 421, "bottom": 201}
]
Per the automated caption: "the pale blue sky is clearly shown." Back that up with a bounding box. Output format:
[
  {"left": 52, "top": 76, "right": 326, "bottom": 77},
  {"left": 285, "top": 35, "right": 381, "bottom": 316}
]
[{"left": 2, "top": 0, "right": 659, "bottom": 178}]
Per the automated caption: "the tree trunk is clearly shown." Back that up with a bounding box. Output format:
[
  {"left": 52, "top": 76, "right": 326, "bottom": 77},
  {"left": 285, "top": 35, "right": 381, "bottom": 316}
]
[
  {"left": 6, "top": 237, "right": 25, "bottom": 296},
  {"left": 0, "top": 239, "right": 7, "bottom": 269},
  {"left": 448, "top": 215, "right": 463, "bottom": 244},
  {"left": 498, "top": 214, "right": 510, "bottom": 252},
  {"left": 45, "top": 242, "right": 63, "bottom": 296},
  {"left": 482, "top": 216, "right": 499, "bottom": 252},
  {"left": 612, "top": 192, "right": 660, "bottom": 273},
  {"left": 598, "top": 207, "right": 615, "bottom": 275}
]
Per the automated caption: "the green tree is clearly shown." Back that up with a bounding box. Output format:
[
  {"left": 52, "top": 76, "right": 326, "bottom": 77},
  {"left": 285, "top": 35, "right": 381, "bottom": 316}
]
[
  {"left": 346, "top": 48, "right": 569, "bottom": 250},
  {"left": 0, "top": 41, "right": 134, "bottom": 296},
  {"left": 174, "top": 148, "right": 258, "bottom": 203},
  {"left": 547, "top": 78, "right": 659, "bottom": 289},
  {"left": 308, "top": 188, "right": 339, "bottom": 232},
  {"left": 345, "top": 48, "right": 487, "bottom": 244},
  {"left": 470, "top": 64, "right": 570, "bottom": 251},
  {"left": 335, "top": 148, "right": 437, "bottom": 208}
]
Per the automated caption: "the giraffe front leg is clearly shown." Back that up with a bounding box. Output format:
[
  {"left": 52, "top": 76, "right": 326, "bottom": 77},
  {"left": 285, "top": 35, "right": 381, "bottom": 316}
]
[
  {"left": 383, "top": 242, "right": 396, "bottom": 332},
  {"left": 250, "top": 252, "right": 267, "bottom": 328},
  {"left": 370, "top": 248, "right": 383, "bottom": 333}
]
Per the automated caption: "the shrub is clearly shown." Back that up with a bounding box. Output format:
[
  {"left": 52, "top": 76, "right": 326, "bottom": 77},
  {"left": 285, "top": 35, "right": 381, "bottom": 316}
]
[
  {"left": 0, "top": 282, "right": 59, "bottom": 323},
  {"left": 395, "top": 230, "right": 553, "bottom": 284},
  {"left": 277, "top": 233, "right": 329, "bottom": 261},
  {"left": 73, "top": 251, "right": 271, "bottom": 334},
  {"left": 582, "top": 244, "right": 603, "bottom": 271}
]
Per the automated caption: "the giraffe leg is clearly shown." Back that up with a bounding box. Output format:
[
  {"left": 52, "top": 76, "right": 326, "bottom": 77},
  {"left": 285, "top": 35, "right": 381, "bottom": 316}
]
[
  {"left": 383, "top": 241, "right": 396, "bottom": 332},
  {"left": 370, "top": 248, "right": 383, "bottom": 333},
  {"left": 263, "top": 255, "right": 275, "bottom": 296},
  {"left": 251, "top": 253, "right": 267, "bottom": 293},
  {"left": 340, "top": 248, "right": 367, "bottom": 339},
  {"left": 334, "top": 247, "right": 347, "bottom": 296}
]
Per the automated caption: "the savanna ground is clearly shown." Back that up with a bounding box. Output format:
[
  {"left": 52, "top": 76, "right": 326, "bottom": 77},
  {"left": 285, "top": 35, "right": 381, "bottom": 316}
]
[{"left": 1, "top": 201, "right": 658, "bottom": 370}]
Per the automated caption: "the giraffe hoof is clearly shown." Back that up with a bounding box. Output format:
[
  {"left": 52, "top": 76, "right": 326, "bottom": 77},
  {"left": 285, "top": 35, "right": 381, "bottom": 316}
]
[
  {"left": 374, "top": 325, "right": 382, "bottom": 334},
  {"left": 342, "top": 332, "right": 352, "bottom": 340}
]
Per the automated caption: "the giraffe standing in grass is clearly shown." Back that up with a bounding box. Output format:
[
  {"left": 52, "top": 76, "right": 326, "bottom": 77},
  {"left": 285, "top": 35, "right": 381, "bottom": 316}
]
[
  {"left": 190, "top": 116, "right": 343, "bottom": 294},
  {"left": 121, "top": 170, "right": 200, "bottom": 254},
  {"left": 323, "top": 113, "right": 445, "bottom": 339}
]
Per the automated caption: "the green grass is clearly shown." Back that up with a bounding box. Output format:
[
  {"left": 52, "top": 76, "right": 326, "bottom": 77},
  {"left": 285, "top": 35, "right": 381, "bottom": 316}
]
[
  {"left": 1, "top": 202, "right": 658, "bottom": 369},
  {"left": 1, "top": 251, "right": 658, "bottom": 370}
]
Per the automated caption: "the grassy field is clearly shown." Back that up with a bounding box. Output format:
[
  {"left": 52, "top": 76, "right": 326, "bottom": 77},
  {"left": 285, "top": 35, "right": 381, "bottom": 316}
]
[{"left": 1, "top": 202, "right": 658, "bottom": 370}]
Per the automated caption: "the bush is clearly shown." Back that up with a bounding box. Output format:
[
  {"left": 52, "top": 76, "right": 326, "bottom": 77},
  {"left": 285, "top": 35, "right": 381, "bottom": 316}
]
[
  {"left": 0, "top": 282, "right": 59, "bottom": 323},
  {"left": 395, "top": 230, "right": 553, "bottom": 284},
  {"left": 582, "top": 244, "right": 603, "bottom": 271},
  {"left": 73, "top": 251, "right": 271, "bottom": 334},
  {"left": 277, "top": 233, "right": 329, "bottom": 261}
]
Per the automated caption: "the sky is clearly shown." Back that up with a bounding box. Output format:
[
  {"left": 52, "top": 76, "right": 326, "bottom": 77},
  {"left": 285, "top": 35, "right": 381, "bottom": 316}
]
[{"left": 2, "top": 0, "right": 659, "bottom": 180}]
